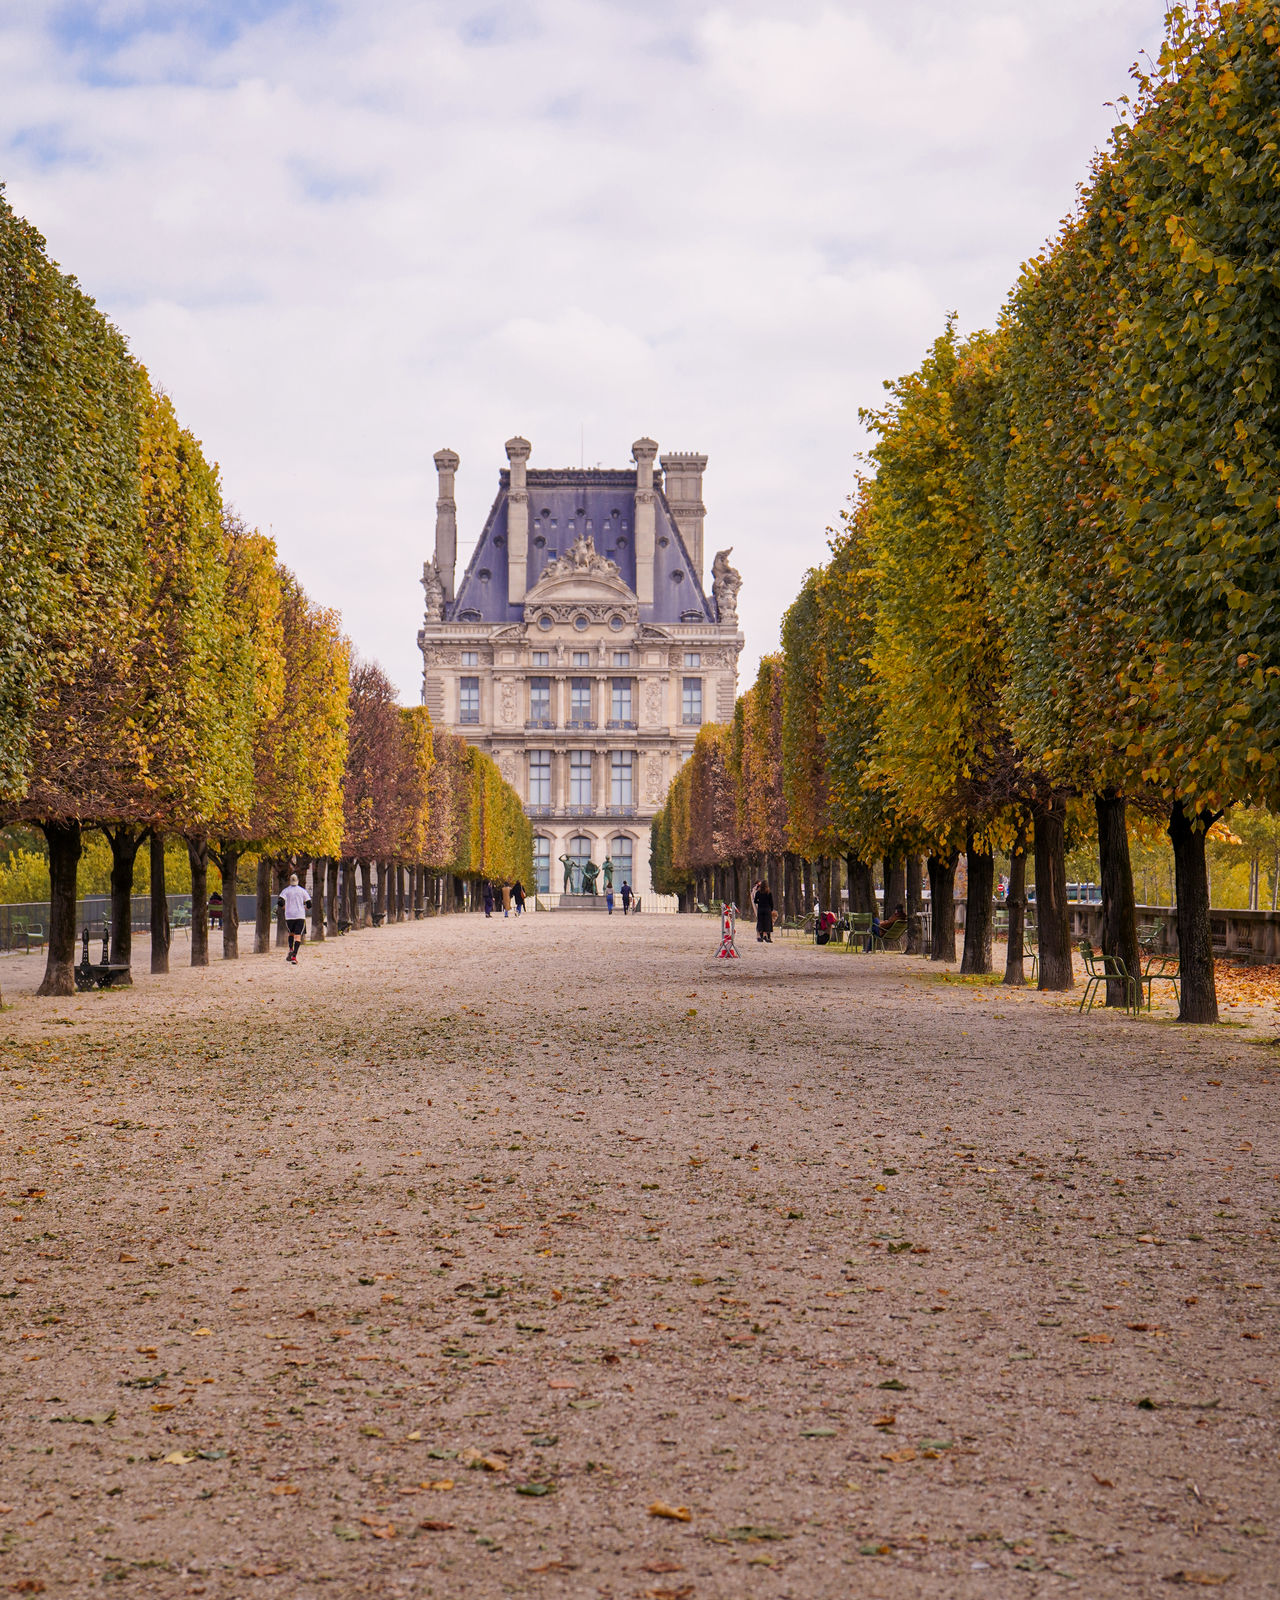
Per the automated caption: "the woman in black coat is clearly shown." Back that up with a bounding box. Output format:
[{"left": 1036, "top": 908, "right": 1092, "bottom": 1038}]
[{"left": 755, "top": 881, "right": 775, "bottom": 943}]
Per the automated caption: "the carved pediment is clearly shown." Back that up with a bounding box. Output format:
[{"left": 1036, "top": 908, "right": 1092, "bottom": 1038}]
[{"left": 524, "top": 532, "right": 637, "bottom": 612}]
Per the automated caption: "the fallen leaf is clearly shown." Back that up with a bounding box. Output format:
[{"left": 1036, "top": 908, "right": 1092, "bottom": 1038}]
[
  {"left": 1164, "top": 1573, "right": 1235, "bottom": 1587},
  {"left": 880, "top": 1448, "right": 917, "bottom": 1463},
  {"left": 269, "top": 1484, "right": 300, "bottom": 1496},
  {"left": 161, "top": 1451, "right": 195, "bottom": 1465},
  {"left": 239, "top": 1565, "right": 286, "bottom": 1578},
  {"left": 648, "top": 1501, "right": 692, "bottom": 1522},
  {"left": 1092, "top": 1473, "right": 1115, "bottom": 1488},
  {"left": 1078, "top": 1333, "right": 1114, "bottom": 1344},
  {"left": 418, "top": 1520, "right": 456, "bottom": 1532},
  {"left": 641, "top": 1562, "right": 684, "bottom": 1575},
  {"left": 547, "top": 1379, "right": 576, "bottom": 1390},
  {"left": 358, "top": 1516, "right": 396, "bottom": 1539},
  {"left": 515, "top": 1482, "right": 555, "bottom": 1496}
]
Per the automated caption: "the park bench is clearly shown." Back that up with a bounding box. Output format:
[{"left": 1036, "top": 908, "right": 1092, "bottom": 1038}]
[
  {"left": 1078, "top": 938, "right": 1139, "bottom": 1018},
  {"left": 74, "top": 924, "right": 131, "bottom": 990}
]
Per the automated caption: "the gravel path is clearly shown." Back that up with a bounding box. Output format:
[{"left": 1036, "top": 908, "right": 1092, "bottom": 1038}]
[{"left": 0, "top": 911, "right": 1276, "bottom": 1598}]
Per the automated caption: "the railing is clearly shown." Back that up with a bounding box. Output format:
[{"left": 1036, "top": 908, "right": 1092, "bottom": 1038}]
[
  {"left": 948, "top": 897, "right": 1280, "bottom": 965},
  {"left": 566, "top": 719, "right": 597, "bottom": 730},
  {"left": 525, "top": 717, "right": 554, "bottom": 729},
  {"left": 604, "top": 805, "right": 636, "bottom": 817},
  {"left": 606, "top": 719, "right": 637, "bottom": 730},
  {"left": 0, "top": 894, "right": 195, "bottom": 953}
]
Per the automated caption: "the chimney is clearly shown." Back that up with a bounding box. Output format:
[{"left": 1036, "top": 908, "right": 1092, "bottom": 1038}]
[
  {"left": 659, "top": 451, "right": 707, "bottom": 582},
  {"left": 632, "top": 436, "right": 658, "bottom": 607},
  {"left": 433, "top": 448, "right": 460, "bottom": 602},
  {"left": 505, "top": 435, "right": 532, "bottom": 604}
]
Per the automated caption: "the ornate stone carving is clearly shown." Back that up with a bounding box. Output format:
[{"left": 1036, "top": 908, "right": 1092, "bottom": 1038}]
[
  {"left": 421, "top": 645, "right": 460, "bottom": 666},
  {"left": 422, "top": 556, "right": 446, "bottom": 622},
  {"left": 497, "top": 750, "right": 518, "bottom": 785},
  {"left": 644, "top": 680, "right": 664, "bottom": 724},
  {"left": 539, "top": 532, "right": 622, "bottom": 584},
  {"left": 499, "top": 681, "right": 518, "bottom": 724},
  {"left": 711, "top": 548, "right": 742, "bottom": 624},
  {"left": 644, "top": 753, "right": 667, "bottom": 804}
]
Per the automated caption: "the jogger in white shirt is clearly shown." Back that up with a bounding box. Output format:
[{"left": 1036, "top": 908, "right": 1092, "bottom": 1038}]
[{"left": 277, "top": 873, "right": 312, "bottom": 965}]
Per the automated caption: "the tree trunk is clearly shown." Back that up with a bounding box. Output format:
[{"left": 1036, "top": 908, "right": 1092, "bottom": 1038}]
[
  {"left": 1169, "top": 799, "right": 1219, "bottom": 1024},
  {"left": 358, "top": 859, "right": 373, "bottom": 927},
  {"left": 1033, "top": 798, "right": 1073, "bottom": 991},
  {"left": 883, "top": 856, "right": 906, "bottom": 923},
  {"left": 906, "top": 855, "right": 924, "bottom": 954},
  {"left": 150, "top": 831, "right": 171, "bottom": 975},
  {"left": 326, "top": 856, "right": 340, "bottom": 935},
  {"left": 37, "top": 819, "right": 82, "bottom": 997},
  {"left": 1003, "top": 828, "right": 1028, "bottom": 986},
  {"left": 215, "top": 843, "right": 242, "bottom": 960},
  {"left": 275, "top": 859, "right": 291, "bottom": 946},
  {"left": 845, "top": 853, "right": 875, "bottom": 916},
  {"left": 310, "top": 859, "right": 326, "bottom": 942},
  {"left": 187, "top": 836, "right": 210, "bottom": 967},
  {"left": 1096, "top": 790, "right": 1140, "bottom": 1008},
  {"left": 927, "top": 852, "right": 958, "bottom": 962},
  {"left": 255, "top": 858, "right": 273, "bottom": 953},
  {"left": 105, "top": 825, "right": 144, "bottom": 982},
  {"left": 960, "top": 836, "right": 994, "bottom": 975},
  {"left": 396, "top": 864, "right": 407, "bottom": 921},
  {"left": 374, "top": 860, "right": 387, "bottom": 923}
]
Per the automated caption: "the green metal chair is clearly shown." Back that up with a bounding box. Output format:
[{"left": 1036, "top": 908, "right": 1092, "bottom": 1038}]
[
  {"left": 1078, "top": 938, "right": 1139, "bottom": 1017},
  {"left": 1140, "top": 950, "right": 1180, "bottom": 1011},
  {"left": 845, "top": 912, "right": 873, "bottom": 951},
  {"left": 872, "top": 917, "right": 908, "bottom": 952}
]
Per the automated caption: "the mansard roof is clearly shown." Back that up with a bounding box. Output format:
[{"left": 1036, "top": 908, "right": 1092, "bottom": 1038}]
[{"left": 449, "top": 467, "right": 716, "bottom": 627}]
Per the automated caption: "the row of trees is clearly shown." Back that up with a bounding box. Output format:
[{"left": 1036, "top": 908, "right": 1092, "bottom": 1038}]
[
  {"left": 654, "top": 1, "right": 1280, "bottom": 1024},
  {"left": 0, "top": 188, "right": 530, "bottom": 997}
]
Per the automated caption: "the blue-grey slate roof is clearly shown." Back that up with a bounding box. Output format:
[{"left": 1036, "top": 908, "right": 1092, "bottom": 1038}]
[{"left": 450, "top": 469, "right": 715, "bottom": 626}]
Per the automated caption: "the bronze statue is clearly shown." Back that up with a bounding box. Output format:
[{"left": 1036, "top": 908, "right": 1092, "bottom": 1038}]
[
  {"left": 559, "top": 854, "right": 579, "bottom": 894},
  {"left": 581, "top": 859, "right": 600, "bottom": 895},
  {"left": 601, "top": 855, "right": 614, "bottom": 890}
]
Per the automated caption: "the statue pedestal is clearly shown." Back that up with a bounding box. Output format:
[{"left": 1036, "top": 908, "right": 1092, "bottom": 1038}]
[{"left": 556, "top": 893, "right": 608, "bottom": 911}]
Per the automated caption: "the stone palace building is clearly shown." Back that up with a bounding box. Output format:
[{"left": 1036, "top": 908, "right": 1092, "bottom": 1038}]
[{"left": 417, "top": 436, "right": 744, "bottom": 901}]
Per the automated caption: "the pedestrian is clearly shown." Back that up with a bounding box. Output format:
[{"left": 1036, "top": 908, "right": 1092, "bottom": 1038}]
[
  {"left": 277, "top": 872, "right": 311, "bottom": 965},
  {"left": 483, "top": 881, "right": 494, "bottom": 918},
  {"left": 620, "top": 880, "right": 632, "bottom": 914},
  {"left": 755, "top": 880, "right": 775, "bottom": 944},
  {"left": 502, "top": 882, "right": 512, "bottom": 918},
  {"left": 512, "top": 880, "right": 526, "bottom": 916},
  {"left": 605, "top": 885, "right": 615, "bottom": 915}
]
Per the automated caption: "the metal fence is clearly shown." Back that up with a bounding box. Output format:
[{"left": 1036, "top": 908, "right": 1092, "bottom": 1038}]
[{"left": 0, "top": 894, "right": 194, "bottom": 954}]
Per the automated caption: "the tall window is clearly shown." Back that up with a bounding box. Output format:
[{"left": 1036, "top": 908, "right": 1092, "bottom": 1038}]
[
  {"left": 613, "top": 651, "right": 631, "bottom": 667},
  {"left": 570, "top": 678, "right": 592, "bottom": 722},
  {"left": 682, "top": 677, "right": 702, "bottom": 725},
  {"left": 528, "top": 751, "right": 551, "bottom": 806},
  {"left": 529, "top": 677, "right": 551, "bottom": 723},
  {"left": 568, "top": 834, "right": 593, "bottom": 878},
  {"left": 611, "top": 678, "right": 633, "bottom": 723},
  {"left": 531, "top": 650, "right": 549, "bottom": 667},
  {"left": 610, "top": 751, "right": 634, "bottom": 806},
  {"left": 611, "top": 835, "right": 633, "bottom": 886},
  {"left": 570, "top": 751, "right": 593, "bottom": 806},
  {"left": 572, "top": 651, "right": 591, "bottom": 667},
  {"left": 533, "top": 836, "right": 550, "bottom": 894},
  {"left": 460, "top": 676, "right": 480, "bottom": 723}
]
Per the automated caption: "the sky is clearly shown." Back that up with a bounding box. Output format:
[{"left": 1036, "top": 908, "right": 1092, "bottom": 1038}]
[{"left": 0, "top": 0, "right": 1172, "bottom": 702}]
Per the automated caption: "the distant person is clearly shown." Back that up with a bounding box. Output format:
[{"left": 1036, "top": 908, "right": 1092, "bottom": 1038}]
[
  {"left": 483, "top": 881, "right": 494, "bottom": 918},
  {"left": 621, "top": 880, "right": 632, "bottom": 915},
  {"left": 512, "top": 880, "right": 526, "bottom": 916},
  {"left": 502, "top": 882, "right": 512, "bottom": 918},
  {"left": 277, "top": 873, "right": 311, "bottom": 965},
  {"left": 755, "top": 881, "right": 775, "bottom": 944},
  {"left": 208, "top": 889, "right": 223, "bottom": 929},
  {"left": 605, "top": 884, "right": 615, "bottom": 915}
]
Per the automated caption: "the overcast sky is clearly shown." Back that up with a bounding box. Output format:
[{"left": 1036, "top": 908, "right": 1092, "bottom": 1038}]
[{"left": 1, "top": 0, "right": 1170, "bottom": 700}]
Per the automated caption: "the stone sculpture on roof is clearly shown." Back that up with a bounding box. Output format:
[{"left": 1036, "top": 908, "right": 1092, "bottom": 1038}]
[
  {"left": 421, "top": 556, "right": 446, "bottom": 622},
  {"left": 540, "top": 532, "right": 621, "bottom": 584},
  {"left": 711, "top": 548, "right": 742, "bottom": 625}
]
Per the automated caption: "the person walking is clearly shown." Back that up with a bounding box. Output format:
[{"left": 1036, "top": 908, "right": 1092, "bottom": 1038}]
[
  {"left": 502, "top": 882, "right": 512, "bottom": 918},
  {"left": 277, "top": 873, "right": 311, "bottom": 965},
  {"left": 483, "top": 881, "right": 494, "bottom": 918},
  {"left": 512, "top": 880, "right": 526, "bottom": 916},
  {"left": 754, "top": 880, "right": 775, "bottom": 944},
  {"left": 605, "top": 885, "right": 615, "bottom": 915},
  {"left": 620, "top": 880, "right": 632, "bottom": 915}
]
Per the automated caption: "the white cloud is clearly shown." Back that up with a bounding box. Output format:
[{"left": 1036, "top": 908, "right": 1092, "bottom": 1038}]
[{"left": 1, "top": 0, "right": 1169, "bottom": 698}]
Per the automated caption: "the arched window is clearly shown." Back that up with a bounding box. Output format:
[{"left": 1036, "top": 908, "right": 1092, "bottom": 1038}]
[
  {"left": 610, "top": 835, "right": 633, "bottom": 887},
  {"left": 569, "top": 835, "right": 593, "bottom": 875},
  {"left": 532, "top": 836, "right": 550, "bottom": 895}
]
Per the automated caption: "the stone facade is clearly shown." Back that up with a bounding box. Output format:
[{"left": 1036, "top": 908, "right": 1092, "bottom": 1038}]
[{"left": 418, "top": 436, "right": 744, "bottom": 900}]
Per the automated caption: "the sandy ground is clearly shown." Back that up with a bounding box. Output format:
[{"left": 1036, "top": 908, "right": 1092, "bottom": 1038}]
[{"left": 0, "top": 911, "right": 1277, "bottom": 1600}]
